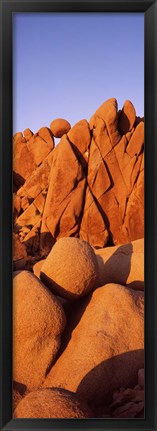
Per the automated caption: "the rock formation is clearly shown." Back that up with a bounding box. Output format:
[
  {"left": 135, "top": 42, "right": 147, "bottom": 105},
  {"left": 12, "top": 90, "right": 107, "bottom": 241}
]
[
  {"left": 12, "top": 100, "right": 144, "bottom": 418},
  {"left": 13, "top": 99, "right": 144, "bottom": 268}
]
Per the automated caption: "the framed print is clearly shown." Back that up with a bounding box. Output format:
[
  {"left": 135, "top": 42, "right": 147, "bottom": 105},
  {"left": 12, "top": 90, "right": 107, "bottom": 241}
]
[{"left": 0, "top": 1, "right": 157, "bottom": 431}]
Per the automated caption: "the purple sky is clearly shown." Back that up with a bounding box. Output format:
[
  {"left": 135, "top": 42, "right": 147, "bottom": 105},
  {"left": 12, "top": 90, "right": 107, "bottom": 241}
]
[{"left": 13, "top": 13, "right": 144, "bottom": 134}]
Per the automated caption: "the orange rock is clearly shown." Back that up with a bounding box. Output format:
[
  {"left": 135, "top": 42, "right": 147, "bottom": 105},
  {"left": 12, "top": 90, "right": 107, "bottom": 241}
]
[
  {"left": 85, "top": 100, "right": 144, "bottom": 246},
  {"left": 13, "top": 133, "right": 26, "bottom": 158},
  {"left": 13, "top": 271, "right": 66, "bottom": 389},
  {"left": 27, "top": 135, "right": 53, "bottom": 166},
  {"left": 68, "top": 119, "right": 91, "bottom": 155},
  {"left": 126, "top": 122, "right": 144, "bottom": 157},
  {"left": 23, "top": 220, "right": 41, "bottom": 253},
  {"left": 13, "top": 142, "right": 36, "bottom": 188},
  {"left": 37, "top": 127, "right": 55, "bottom": 148},
  {"left": 95, "top": 238, "right": 144, "bottom": 290},
  {"left": 93, "top": 98, "right": 121, "bottom": 147},
  {"left": 42, "top": 135, "right": 86, "bottom": 241},
  {"left": 14, "top": 388, "right": 93, "bottom": 418},
  {"left": 15, "top": 201, "right": 41, "bottom": 229},
  {"left": 80, "top": 185, "right": 109, "bottom": 248},
  {"left": 13, "top": 234, "right": 27, "bottom": 270},
  {"left": 41, "top": 237, "right": 99, "bottom": 300},
  {"left": 17, "top": 150, "right": 53, "bottom": 200},
  {"left": 23, "top": 128, "right": 33, "bottom": 141},
  {"left": 119, "top": 100, "right": 136, "bottom": 134},
  {"left": 13, "top": 193, "right": 21, "bottom": 220},
  {"left": 120, "top": 169, "right": 144, "bottom": 243},
  {"left": 33, "top": 259, "right": 45, "bottom": 278},
  {"left": 50, "top": 118, "right": 71, "bottom": 138},
  {"left": 44, "top": 284, "right": 144, "bottom": 409}
]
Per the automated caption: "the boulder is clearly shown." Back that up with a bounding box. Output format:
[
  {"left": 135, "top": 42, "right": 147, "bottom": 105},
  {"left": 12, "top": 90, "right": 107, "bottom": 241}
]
[
  {"left": 118, "top": 100, "right": 136, "bottom": 134},
  {"left": 68, "top": 119, "right": 91, "bottom": 157},
  {"left": 13, "top": 142, "right": 36, "bottom": 188},
  {"left": 41, "top": 135, "right": 86, "bottom": 242},
  {"left": 50, "top": 118, "right": 71, "bottom": 138},
  {"left": 14, "top": 388, "right": 93, "bottom": 418},
  {"left": 13, "top": 271, "right": 66, "bottom": 389},
  {"left": 44, "top": 284, "right": 144, "bottom": 410},
  {"left": 41, "top": 237, "right": 99, "bottom": 300},
  {"left": 95, "top": 238, "right": 144, "bottom": 290},
  {"left": 27, "top": 135, "right": 53, "bottom": 166},
  {"left": 23, "top": 128, "right": 33, "bottom": 141},
  {"left": 86, "top": 99, "right": 144, "bottom": 246},
  {"left": 37, "top": 127, "right": 55, "bottom": 148},
  {"left": 92, "top": 98, "right": 121, "bottom": 147},
  {"left": 33, "top": 259, "right": 45, "bottom": 278}
]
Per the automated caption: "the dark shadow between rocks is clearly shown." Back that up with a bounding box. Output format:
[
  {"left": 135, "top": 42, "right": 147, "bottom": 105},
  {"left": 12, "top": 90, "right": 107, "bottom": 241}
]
[
  {"left": 13, "top": 171, "right": 25, "bottom": 190},
  {"left": 118, "top": 112, "right": 132, "bottom": 135},
  {"left": 52, "top": 293, "right": 93, "bottom": 365},
  {"left": 76, "top": 349, "right": 144, "bottom": 415}
]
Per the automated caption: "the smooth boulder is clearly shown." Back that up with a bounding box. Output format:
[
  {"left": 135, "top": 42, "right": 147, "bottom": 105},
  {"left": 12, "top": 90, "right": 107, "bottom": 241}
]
[
  {"left": 50, "top": 118, "right": 71, "bottom": 138},
  {"left": 41, "top": 237, "right": 99, "bottom": 300},
  {"left": 43, "top": 284, "right": 144, "bottom": 409},
  {"left": 13, "top": 271, "right": 66, "bottom": 389},
  {"left": 14, "top": 388, "right": 93, "bottom": 418}
]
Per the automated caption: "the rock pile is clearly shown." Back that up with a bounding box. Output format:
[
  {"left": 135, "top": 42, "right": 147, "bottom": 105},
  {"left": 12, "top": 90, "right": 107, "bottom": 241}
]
[
  {"left": 12, "top": 99, "right": 144, "bottom": 419},
  {"left": 13, "top": 98, "right": 144, "bottom": 269}
]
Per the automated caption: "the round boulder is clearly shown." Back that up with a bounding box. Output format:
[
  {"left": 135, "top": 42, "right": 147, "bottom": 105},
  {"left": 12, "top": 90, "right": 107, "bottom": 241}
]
[
  {"left": 13, "top": 271, "right": 66, "bottom": 389},
  {"left": 40, "top": 237, "right": 99, "bottom": 300},
  {"left": 50, "top": 118, "right": 71, "bottom": 138},
  {"left": 14, "top": 388, "right": 93, "bottom": 418}
]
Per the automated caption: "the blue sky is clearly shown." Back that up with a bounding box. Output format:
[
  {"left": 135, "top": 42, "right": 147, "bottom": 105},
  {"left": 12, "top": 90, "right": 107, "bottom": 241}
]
[{"left": 13, "top": 13, "right": 144, "bottom": 134}]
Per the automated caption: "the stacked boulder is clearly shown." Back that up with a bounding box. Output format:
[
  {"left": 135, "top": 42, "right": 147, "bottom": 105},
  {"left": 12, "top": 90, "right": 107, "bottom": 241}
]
[
  {"left": 12, "top": 99, "right": 144, "bottom": 418},
  {"left": 13, "top": 98, "right": 144, "bottom": 269}
]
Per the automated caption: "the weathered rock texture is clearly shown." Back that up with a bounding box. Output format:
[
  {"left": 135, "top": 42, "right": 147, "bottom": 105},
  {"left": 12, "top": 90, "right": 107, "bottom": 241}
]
[
  {"left": 43, "top": 284, "right": 144, "bottom": 410},
  {"left": 95, "top": 238, "right": 144, "bottom": 290},
  {"left": 14, "top": 388, "right": 93, "bottom": 418},
  {"left": 13, "top": 271, "right": 66, "bottom": 389},
  {"left": 41, "top": 237, "right": 99, "bottom": 300},
  {"left": 13, "top": 99, "right": 144, "bottom": 268}
]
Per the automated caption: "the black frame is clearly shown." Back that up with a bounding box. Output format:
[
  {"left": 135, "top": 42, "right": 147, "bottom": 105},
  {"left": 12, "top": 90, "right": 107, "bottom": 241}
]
[{"left": 0, "top": 1, "right": 157, "bottom": 430}]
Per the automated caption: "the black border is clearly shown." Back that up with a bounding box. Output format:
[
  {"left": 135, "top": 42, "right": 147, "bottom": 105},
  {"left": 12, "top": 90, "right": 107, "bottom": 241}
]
[{"left": 0, "top": 1, "right": 157, "bottom": 430}]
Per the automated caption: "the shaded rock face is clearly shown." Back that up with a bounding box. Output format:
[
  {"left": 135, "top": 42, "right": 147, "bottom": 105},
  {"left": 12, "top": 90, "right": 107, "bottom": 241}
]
[
  {"left": 95, "top": 238, "right": 144, "bottom": 290},
  {"left": 13, "top": 271, "right": 66, "bottom": 389},
  {"left": 40, "top": 237, "right": 99, "bottom": 300},
  {"left": 43, "top": 284, "right": 144, "bottom": 410},
  {"left": 14, "top": 388, "right": 93, "bottom": 418},
  {"left": 13, "top": 98, "right": 144, "bottom": 266}
]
